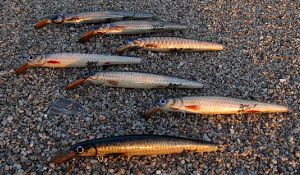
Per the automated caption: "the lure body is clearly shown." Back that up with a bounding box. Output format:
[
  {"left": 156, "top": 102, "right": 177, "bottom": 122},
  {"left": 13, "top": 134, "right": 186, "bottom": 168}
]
[
  {"left": 16, "top": 53, "right": 142, "bottom": 74},
  {"left": 79, "top": 21, "right": 188, "bottom": 43},
  {"left": 34, "top": 11, "right": 154, "bottom": 29},
  {"left": 66, "top": 71, "right": 204, "bottom": 90},
  {"left": 116, "top": 37, "right": 224, "bottom": 52},
  {"left": 51, "top": 135, "right": 218, "bottom": 163},
  {"left": 155, "top": 96, "right": 289, "bottom": 115}
]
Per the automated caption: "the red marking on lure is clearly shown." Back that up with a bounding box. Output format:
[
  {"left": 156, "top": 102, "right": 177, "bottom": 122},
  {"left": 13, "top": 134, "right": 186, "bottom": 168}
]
[
  {"left": 108, "top": 81, "right": 118, "bottom": 85},
  {"left": 97, "top": 31, "right": 106, "bottom": 34},
  {"left": 170, "top": 152, "right": 179, "bottom": 154},
  {"left": 246, "top": 110, "right": 260, "bottom": 113},
  {"left": 185, "top": 105, "right": 200, "bottom": 110},
  {"left": 157, "top": 85, "right": 165, "bottom": 88},
  {"left": 105, "top": 62, "right": 110, "bottom": 65},
  {"left": 47, "top": 61, "right": 60, "bottom": 64},
  {"left": 66, "top": 16, "right": 80, "bottom": 22},
  {"left": 106, "top": 18, "right": 116, "bottom": 22}
]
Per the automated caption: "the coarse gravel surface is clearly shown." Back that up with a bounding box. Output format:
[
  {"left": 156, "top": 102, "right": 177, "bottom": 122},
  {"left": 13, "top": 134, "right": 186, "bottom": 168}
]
[{"left": 1, "top": 0, "right": 299, "bottom": 174}]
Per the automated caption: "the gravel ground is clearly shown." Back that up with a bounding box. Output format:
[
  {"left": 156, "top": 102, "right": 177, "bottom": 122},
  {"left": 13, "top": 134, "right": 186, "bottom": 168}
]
[{"left": 1, "top": 0, "right": 299, "bottom": 174}]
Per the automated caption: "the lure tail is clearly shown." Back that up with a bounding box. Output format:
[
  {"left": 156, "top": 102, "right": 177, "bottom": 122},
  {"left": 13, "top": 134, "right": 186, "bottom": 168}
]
[{"left": 34, "top": 19, "right": 50, "bottom": 29}]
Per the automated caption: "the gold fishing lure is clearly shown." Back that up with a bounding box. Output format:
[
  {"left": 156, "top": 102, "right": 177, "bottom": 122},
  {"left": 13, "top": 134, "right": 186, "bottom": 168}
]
[
  {"left": 66, "top": 71, "right": 204, "bottom": 90},
  {"left": 143, "top": 96, "right": 289, "bottom": 117},
  {"left": 34, "top": 11, "right": 154, "bottom": 29},
  {"left": 15, "top": 53, "right": 142, "bottom": 74},
  {"left": 79, "top": 21, "right": 188, "bottom": 43},
  {"left": 116, "top": 37, "right": 224, "bottom": 52},
  {"left": 51, "top": 135, "right": 218, "bottom": 163}
]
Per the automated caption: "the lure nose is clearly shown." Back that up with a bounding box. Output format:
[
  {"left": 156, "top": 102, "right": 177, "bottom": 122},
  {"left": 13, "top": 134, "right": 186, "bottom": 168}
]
[
  {"left": 79, "top": 30, "right": 96, "bottom": 43},
  {"left": 50, "top": 150, "right": 76, "bottom": 163},
  {"left": 34, "top": 19, "right": 50, "bottom": 29}
]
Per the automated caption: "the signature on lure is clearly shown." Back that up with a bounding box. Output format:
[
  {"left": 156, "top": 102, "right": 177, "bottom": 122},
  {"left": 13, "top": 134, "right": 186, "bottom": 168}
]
[
  {"left": 65, "top": 71, "right": 204, "bottom": 90},
  {"left": 15, "top": 53, "right": 142, "bottom": 75},
  {"left": 116, "top": 37, "right": 225, "bottom": 52},
  {"left": 142, "top": 96, "right": 289, "bottom": 117},
  {"left": 50, "top": 135, "right": 218, "bottom": 163},
  {"left": 34, "top": 11, "right": 155, "bottom": 29}
]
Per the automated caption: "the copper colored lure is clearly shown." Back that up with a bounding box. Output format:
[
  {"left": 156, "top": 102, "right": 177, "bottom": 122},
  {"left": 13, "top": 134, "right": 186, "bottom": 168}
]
[
  {"left": 143, "top": 96, "right": 289, "bottom": 117},
  {"left": 15, "top": 53, "right": 142, "bottom": 74},
  {"left": 66, "top": 71, "right": 204, "bottom": 90},
  {"left": 34, "top": 11, "right": 155, "bottom": 29},
  {"left": 50, "top": 135, "right": 218, "bottom": 163},
  {"left": 116, "top": 37, "right": 224, "bottom": 52},
  {"left": 79, "top": 21, "right": 188, "bottom": 43}
]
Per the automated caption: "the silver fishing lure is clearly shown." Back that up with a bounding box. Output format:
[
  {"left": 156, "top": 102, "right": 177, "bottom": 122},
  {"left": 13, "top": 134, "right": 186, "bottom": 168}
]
[
  {"left": 16, "top": 53, "right": 142, "bottom": 74},
  {"left": 143, "top": 96, "right": 289, "bottom": 117},
  {"left": 79, "top": 21, "right": 188, "bottom": 43},
  {"left": 66, "top": 71, "right": 204, "bottom": 90},
  {"left": 34, "top": 11, "right": 155, "bottom": 29}
]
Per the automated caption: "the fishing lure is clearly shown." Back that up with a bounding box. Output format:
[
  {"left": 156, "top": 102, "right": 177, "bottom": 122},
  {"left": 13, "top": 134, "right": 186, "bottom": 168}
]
[
  {"left": 34, "top": 11, "right": 154, "bottom": 29},
  {"left": 116, "top": 37, "right": 224, "bottom": 52},
  {"left": 50, "top": 135, "right": 218, "bottom": 163},
  {"left": 143, "top": 96, "right": 289, "bottom": 117},
  {"left": 66, "top": 71, "right": 204, "bottom": 90},
  {"left": 16, "top": 53, "right": 142, "bottom": 74},
  {"left": 79, "top": 21, "right": 188, "bottom": 43}
]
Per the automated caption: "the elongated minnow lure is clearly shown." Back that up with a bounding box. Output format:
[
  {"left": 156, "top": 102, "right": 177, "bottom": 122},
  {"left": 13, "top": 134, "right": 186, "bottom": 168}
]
[
  {"left": 142, "top": 96, "right": 289, "bottom": 117},
  {"left": 66, "top": 71, "right": 204, "bottom": 90},
  {"left": 116, "top": 37, "right": 224, "bottom": 52},
  {"left": 34, "top": 11, "right": 154, "bottom": 29},
  {"left": 16, "top": 53, "right": 142, "bottom": 74},
  {"left": 79, "top": 21, "right": 188, "bottom": 43},
  {"left": 50, "top": 135, "right": 218, "bottom": 163}
]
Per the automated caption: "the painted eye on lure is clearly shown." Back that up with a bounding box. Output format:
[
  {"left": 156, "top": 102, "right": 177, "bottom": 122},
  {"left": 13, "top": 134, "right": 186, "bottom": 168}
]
[
  {"left": 49, "top": 15, "right": 64, "bottom": 24},
  {"left": 26, "top": 55, "right": 34, "bottom": 61},
  {"left": 76, "top": 146, "right": 84, "bottom": 154}
]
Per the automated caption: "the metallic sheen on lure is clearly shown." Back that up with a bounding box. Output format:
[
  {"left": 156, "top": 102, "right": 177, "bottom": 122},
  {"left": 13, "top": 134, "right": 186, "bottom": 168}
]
[
  {"left": 66, "top": 71, "right": 204, "bottom": 90},
  {"left": 15, "top": 53, "right": 142, "bottom": 74},
  {"left": 116, "top": 37, "right": 224, "bottom": 52},
  {"left": 50, "top": 135, "right": 218, "bottom": 163},
  {"left": 34, "top": 11, "right": 155, "bottom": 29},
  {"left": 143, "top": 96, "right": 289, "bottom": 117},
  {"left": 79, "top": 21, "right": 188, "bottom": 43}
]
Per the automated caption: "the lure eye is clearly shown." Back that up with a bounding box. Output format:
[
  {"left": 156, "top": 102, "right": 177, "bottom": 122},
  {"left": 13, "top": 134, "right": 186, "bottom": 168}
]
[
  {"left": 50, "top": 15, "right": 64, "bottom": 24},
  {"left": 125, "top": 38, "right": 136, "bottom": 44},
  {"left": 76, "top": 146, "right": 84, "bottom": 154},
  {"left": 26, "top": 55, "right": 34, "bottom": 61},
  {"left": 160, "top": 99, "right": 166, "bottom": 104}
]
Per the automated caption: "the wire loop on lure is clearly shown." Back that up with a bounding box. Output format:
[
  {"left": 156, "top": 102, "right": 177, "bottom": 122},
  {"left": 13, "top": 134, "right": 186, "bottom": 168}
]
[
  {"left": 97, "top": 156, "right": 104, "bottom": 162},
  {"left": 180, "top": 111, "right": 186, "bottom": 118}
]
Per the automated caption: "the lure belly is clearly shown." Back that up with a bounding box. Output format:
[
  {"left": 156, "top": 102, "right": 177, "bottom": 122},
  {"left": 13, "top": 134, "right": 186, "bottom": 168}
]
[
  {"left": 116, "top": 37, "right": 224, "bottom": 52},
  {"left": 16, "top": 53, "right": 142, "bottom": 74},
  {"left": 51, "top": 135, "right": 218, "bottom": 163},
  {"left": 66, "top": 71, "right": 204, "bottom": 90}
]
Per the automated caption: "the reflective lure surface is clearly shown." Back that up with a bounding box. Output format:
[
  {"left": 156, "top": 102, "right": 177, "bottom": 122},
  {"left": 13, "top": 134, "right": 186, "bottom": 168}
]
[
  {"left": 79, "top": 21, "right": 188, "bottom": 43},
  {"left": 116, "top": 37, "right": 224, "bottom": 52},
  {"left": 34, "top": 11, "right": 154, "bottom": 29},
  {"left": 51, "top": 135, "right": 218, "bottom": 163},
  {"left": 143, "top": 96, "right": 289, "bottom": 117},
  {"left": 66, "top": 71, "right": 204, "bottom": 90},
  {"left": 16, "top": 53, "right": 142, "bottom": 74}
]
